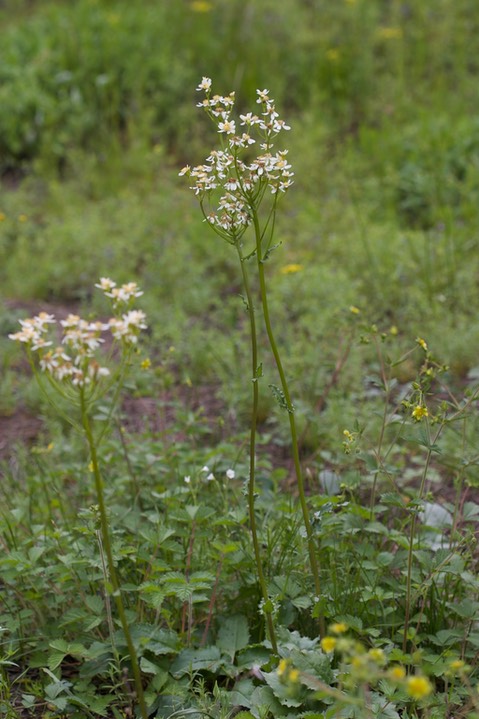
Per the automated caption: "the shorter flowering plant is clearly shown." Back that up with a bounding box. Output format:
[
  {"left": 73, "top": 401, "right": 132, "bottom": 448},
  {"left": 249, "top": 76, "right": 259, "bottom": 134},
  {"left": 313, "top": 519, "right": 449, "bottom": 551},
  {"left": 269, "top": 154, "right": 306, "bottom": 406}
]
[{"left": 9, "top": 278, "right": 149, "bottom": 718}]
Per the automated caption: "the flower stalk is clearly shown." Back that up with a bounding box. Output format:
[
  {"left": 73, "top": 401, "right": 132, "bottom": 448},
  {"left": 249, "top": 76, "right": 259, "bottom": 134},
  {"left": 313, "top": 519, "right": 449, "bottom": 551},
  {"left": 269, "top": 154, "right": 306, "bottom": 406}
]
[{"left": 182, "top": 78, "right": 325, "bottom": 637}]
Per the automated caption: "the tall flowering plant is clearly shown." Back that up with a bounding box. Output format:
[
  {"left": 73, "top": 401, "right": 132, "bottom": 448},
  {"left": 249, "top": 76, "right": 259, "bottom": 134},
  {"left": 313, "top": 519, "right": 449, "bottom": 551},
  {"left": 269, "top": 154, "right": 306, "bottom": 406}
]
[
  {"left": 9, "top": 279, "right": 149, "bottom": 718},
  {"left": 181, "top": 79, "right": 324, "bottom": 643}
]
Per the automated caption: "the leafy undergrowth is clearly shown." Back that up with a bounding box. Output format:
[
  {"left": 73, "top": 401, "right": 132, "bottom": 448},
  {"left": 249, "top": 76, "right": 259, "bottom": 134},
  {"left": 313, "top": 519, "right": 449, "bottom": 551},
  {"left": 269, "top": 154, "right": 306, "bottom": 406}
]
[{"left": 2, "top": 313, "right": 479, "bottom": 718}]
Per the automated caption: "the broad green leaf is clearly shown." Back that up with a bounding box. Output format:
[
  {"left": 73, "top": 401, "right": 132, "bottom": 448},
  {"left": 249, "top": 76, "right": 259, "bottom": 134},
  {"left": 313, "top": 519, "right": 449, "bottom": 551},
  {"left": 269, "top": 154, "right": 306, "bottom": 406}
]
[
  {"left": 217, "top": 615, "right": 250, "bottom": 660},
  {"left": 170, "top": 646, "right": 222, "bottom": 678}
]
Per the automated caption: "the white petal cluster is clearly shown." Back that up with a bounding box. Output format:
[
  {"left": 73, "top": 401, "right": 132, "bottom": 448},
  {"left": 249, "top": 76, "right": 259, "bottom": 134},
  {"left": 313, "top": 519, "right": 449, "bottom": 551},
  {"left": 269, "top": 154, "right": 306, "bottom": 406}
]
[
  {"left": 109, "top": 310, "right": 148, "bottom": 345},
  {"left": 9, "top": 279, "right": 147, "bottom": 388},
  {"left": 95, "top": 279, "right": 143, "bottom": 307},
  {"left": 181, "top": 79, "right": 294, "bottom": 239}
]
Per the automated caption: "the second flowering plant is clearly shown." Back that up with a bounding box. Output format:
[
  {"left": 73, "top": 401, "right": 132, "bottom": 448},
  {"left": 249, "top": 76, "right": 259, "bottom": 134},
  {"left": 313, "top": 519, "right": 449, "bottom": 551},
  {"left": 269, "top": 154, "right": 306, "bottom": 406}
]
[{"left": 9, "top": 278, "right": 149, "bottom": 718}]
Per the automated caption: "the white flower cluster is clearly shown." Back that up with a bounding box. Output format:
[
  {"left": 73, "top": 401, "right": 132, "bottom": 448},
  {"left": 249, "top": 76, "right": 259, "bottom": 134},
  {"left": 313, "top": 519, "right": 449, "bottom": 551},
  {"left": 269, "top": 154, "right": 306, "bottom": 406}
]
[
  {"left": 179, "top": 78, "right": 293, "bottom": 239},
  {"left": 9, "top": 279, "right": 147, "bottom": 388}
]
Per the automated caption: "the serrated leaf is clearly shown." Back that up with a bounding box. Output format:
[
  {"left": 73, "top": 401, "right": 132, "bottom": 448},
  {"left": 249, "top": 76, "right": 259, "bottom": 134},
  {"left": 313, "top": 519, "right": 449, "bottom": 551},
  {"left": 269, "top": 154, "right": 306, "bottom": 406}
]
[
  {"left": 263, "top": 670, "right": 303, "bottom": 707},
  {"left": 47, "top": 652, "right": 66, "bottom": 671},
  {"left": 85, "top": 594, "right": 104, "bottom": 614}
]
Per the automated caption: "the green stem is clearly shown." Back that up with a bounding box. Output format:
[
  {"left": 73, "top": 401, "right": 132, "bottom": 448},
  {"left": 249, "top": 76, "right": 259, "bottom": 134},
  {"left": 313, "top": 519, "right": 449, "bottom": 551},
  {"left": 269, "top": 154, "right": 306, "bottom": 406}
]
[
  {"left": 236, "top": 241, "right": 278, "bottom": 654},
  {"left": 251, "top": 209, "right": 325, "bottom": 637},
  {"left": 80, "top": 391, "right": 148, "bottom": 719},
  {"left": 402, "top": 420, "right": 442, "bottom": 653}
]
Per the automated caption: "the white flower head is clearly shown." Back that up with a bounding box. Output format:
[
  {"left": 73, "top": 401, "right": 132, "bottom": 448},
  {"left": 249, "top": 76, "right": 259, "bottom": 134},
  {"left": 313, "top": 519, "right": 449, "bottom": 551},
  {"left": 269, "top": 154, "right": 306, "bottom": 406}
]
[
  {"left": 197, "top": 77, "right": 212, "bottom": 92},
  {"left": 226, "top": 469, "right": 235, "bottom": 479}
]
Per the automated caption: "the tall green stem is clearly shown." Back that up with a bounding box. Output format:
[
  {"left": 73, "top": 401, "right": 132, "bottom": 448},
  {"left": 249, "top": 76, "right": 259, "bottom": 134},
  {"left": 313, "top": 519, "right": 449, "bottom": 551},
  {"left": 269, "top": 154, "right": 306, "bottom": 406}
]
[
  {"left": 251, "top": 210, "right": 325, "bottom": 637},
  {"left": 80, "top": 392, "right": 148, "bottom": 719},
  {"left": 236, "top": 242, "right": 278, "bottom": 654},
  {"left": 402, "top": 421, "right": 442, "bottom": 653}
]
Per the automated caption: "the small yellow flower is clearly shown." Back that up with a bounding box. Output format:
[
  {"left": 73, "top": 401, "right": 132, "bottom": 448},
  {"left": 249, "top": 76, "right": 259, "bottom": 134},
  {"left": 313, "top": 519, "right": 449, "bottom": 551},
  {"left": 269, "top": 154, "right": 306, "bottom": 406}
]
[
  {"left": 377, "top": 26, "right": 403, "bottom": 40},
  {"left": 389, "top": 665, "right": 406, "bottom": 681},
  {"left": 349, "top": 305, "right": 360, "bottom": 314},
  {"left": 448, "top": 659, "right": 466, "bottom": 673},
  {"left": 330, "top": 622, "right": 348, "bottom": 634},
  {"left": 321, "top": 636, "right": 337, "bottom": 653},
  {"left": 277, "top": 658, "right": 288, "bottom": 677},
  {"left": 343, "top": 430, "right": 354, "bottom": 441},
  {"left": 368, "top": 647, "right": 386, "bottom": 664},
  {"left": 389, "top": 325, "right": 399, "bottom": 336},
  {"left": 280, "top": 263, "right": 304, "bottom": 275},
  {"left": 141, "top": 358, "right": 151, "bottom": 370},
  {"left": 412, "top": 405, "right": 428, "bottom": 421},
  {"left": 416, "top": 337, "right": 428, "bottom": 351},
  {"left": 289, "top": 668, "right": 300, "bottom": 683},
  {"left": 406, "top": 675, "right": 433, "bottom": 700},
  {"left": 326, "top": 49, "right": 340, "bottom": 62},
  {"left": 18, "top": 214, "right": 28, "bottom": 222},
  {"left": 190, "top": 0, "right": 213, "bottom": 11},
  {"left": 0, "top": 212, "right": 6, "bottom": 221}
]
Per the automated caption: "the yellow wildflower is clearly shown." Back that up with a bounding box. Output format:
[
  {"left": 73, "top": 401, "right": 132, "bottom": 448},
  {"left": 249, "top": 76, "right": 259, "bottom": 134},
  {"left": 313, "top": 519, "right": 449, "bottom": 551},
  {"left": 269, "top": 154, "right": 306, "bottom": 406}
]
[
  {"left": 321, "top": 636, "right": 337, "bottom": 653},
  {"left": 330, "top": 622, "right": 348, "bottom": 634},
  {"left": 141, "top": 358, "right": 151, "bottom": 370},
  {"left": 280, "top": 263, "right": 304, "bottom": 275},
  {"left": 368, "top": 647, "right": 386, "bottom": 664},
  {"left": 349, "top": 305, "right": 360, "bottom": 314},
  {"left": 416, "top": 337, "right": 428, "bottom": 351},
  {"left": 190, "top": 0, "right": 213, "bottom": 11},
  {"left": 389, "top": 325, "right": 399, "bottom": 336},
  {"left": 277, "top": 658, "right": 288, "bottom": 677},
  {"left": 412, "top": 405, "right": 428, "bottom": 421},
  {"left": 289, "top": 668, "right": 300, "bottom": 683},
  {"left": 406, "top": 675, "right": 433, "bottom": 700},
  {"left": 326, "top": 49, "right": 340, "bottom": 62},
  {"left": 389, "top": 665, "right": 406, "bottom": 681},
  {"left": 448, "top": 659, "right": 466, "bottom": 673},
  {"left": 377, "top": 26, "right": 403, "bottom": 40}
]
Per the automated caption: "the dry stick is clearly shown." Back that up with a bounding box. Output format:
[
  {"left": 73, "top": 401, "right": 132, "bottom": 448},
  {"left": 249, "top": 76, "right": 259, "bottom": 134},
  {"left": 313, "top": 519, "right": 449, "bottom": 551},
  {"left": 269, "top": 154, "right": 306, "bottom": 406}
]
[
  {"left": 252, "top": 210, "right": 325, "bottom": 637},
  {"left": 201, "top": 558, "right": 223, "bottom": 647}
]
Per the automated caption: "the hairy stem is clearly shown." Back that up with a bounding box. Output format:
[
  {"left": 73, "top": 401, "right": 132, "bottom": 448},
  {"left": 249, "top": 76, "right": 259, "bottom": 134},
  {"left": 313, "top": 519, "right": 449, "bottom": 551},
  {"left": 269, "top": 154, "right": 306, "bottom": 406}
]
[
  {"left": 236, "top": 241, "right": 278, "bottom": 654},
  {"left": 80, "top": 392, "right": 148, "bottom": 719},
  {"left": 251, "top": 209, "right": 325, "bottom": 637}
]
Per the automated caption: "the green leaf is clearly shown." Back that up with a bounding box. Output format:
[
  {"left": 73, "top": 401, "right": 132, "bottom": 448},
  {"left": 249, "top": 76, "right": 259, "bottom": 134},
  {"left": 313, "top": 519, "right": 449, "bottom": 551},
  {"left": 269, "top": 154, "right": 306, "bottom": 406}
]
[
  {"left": 217, "top": 615, "right": 250, "bottom": 661},
  {"left": 170, "top": 646, "right": 222, "bottom": 678},
  {"left": 47, "top": 652, "right": 67, "bottom": 671}
]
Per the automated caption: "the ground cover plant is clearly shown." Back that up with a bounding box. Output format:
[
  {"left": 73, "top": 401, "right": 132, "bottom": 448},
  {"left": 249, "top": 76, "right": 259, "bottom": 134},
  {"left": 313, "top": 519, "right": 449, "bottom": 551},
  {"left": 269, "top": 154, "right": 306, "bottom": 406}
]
[{"left": 2, "top": 1, "right": 479, "bottom": 717}]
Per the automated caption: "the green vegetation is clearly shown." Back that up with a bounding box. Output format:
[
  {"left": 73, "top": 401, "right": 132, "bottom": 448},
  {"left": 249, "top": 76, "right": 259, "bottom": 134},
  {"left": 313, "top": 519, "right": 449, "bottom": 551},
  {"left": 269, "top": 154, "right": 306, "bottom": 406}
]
[{"left": 2, "top": 0, "right": 479, "bottom": 717}]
